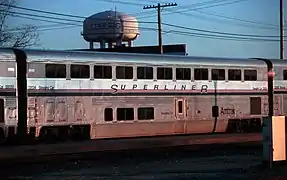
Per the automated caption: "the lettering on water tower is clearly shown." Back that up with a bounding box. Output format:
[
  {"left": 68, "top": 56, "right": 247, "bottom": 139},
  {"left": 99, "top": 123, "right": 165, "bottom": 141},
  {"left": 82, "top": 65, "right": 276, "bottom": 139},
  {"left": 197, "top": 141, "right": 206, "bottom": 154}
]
[{"left": 90, "top": 22, "right": 121, "bottom": 30}]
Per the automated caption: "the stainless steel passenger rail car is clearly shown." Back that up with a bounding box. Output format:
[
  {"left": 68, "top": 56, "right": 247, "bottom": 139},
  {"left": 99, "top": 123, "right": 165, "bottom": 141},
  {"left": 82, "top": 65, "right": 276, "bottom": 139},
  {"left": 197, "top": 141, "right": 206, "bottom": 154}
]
[{"left": 0, "top": 48, "right": 285, "bottom": 142}]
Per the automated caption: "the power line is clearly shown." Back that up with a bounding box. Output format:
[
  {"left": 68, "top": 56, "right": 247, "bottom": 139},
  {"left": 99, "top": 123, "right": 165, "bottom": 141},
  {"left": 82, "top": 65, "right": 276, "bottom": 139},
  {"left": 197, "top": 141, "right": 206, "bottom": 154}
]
[
  {"left": 146, "top": 0, "right": 233, "bottom": 13},
  {"left": 6, "top": 7, "right": 285, "bottom": 39},
  {"left": 9, "top": 13, "right": 286, "bottom": 43},
  {"left": 172, "top": 12, "right": 280, "bottom": 31},
  {"left": 162, "top": 23, "right": 284, "bottom": 38},
  {"left": 195, "top": 10, "right": 279, "bottom": 28},
  {"left": 139, "top": 0, "right": 281, "bottom": 31},
  {"left": 88, "top": 0, "right": 145, "bottom": 6},
  {"left": 162, "top": 10, "right": 283, "bottom": 31},
  {"left": 7, "top": 8, "right": 286, "bottom": 39},
  {"left": 171, "top": 0, "right": 249, "bottom": 13},
  {"left": 7, "top": 13, "right": 80, "bottom": 26},
  {"left": 3, "top": 10, "right": 157, "bottom": 24},
  {"left": 138, "top": 0, "right": 248, "bottom": 19},
  {"left": 5, "top": 10, "right": 82, "bottom": 23},
  {"left": 0, "top": 3, "right": 157, "bottom": 24},
  {"left": 0, "top": 3, "right": 85, "bottom": 19},
  {"left": 110, "top": 0, "right": 172, "bottom": 4},
  {"left": 7, "top": 14, "right": 159, "bottom": 34},
  {"left": 133, "top": 0, "right": 232, "bottom": 19},
  {"left": 4, "top": 2, "right": 287, "bottom": 41},
  {"left": 11, "top": 11, "right": 282, "bottom": 42},
  {"left": 166, "top": 29, "right": 286, "bottom": 42},
  {"left": 3, "top": 0, "right": 235, "bottom": 21}
]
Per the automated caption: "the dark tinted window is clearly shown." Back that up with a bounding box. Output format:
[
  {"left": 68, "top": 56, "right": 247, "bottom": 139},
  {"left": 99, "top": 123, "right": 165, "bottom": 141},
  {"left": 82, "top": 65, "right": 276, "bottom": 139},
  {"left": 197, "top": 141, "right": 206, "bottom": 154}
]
[
  {"left": 116, "top": 66, "right": 133, "bottom": 79},
  {"left": 117, "top": 108, "right": 134, "bottom": 121},
  {"left": 176, "top": 68, "right": 191, "bottom": 80},
  {"left": 283, "top": 70, "right": 287, "bottom": 80},
  {"left": 178, "top": 101, "right": 183, "bottom": 114},
  {"left": 138, "top": 107, "right": 154, "bottom": 120},
  {"left": 45, "top": 64, "right": 66, "bottom": 78},
  {"left": 71, "top": 64, "right": 90, "bottom": 78},
  {"left": 157, "top": 67, "right": 172, "bottom": 80},
  {"left": 228, "top": 69, "right": 241, "bottom": 81},
  {"left": 244, "top": 70, "right": 257, "bottom": 81},
  {"left": 212, "top": 69, "right": 225, "bottom": 80},
  {"left": 137, "top": 67, "right": 153, "bottom": 79},
  {"left": 194, "top": 68, "right": 208, "bottom": 80},
  {"left": 94, "top": 65, "right": 112, "bottom": 79},
  {"left": 104, "top": 108, "right": 113, "bottom": 121}
]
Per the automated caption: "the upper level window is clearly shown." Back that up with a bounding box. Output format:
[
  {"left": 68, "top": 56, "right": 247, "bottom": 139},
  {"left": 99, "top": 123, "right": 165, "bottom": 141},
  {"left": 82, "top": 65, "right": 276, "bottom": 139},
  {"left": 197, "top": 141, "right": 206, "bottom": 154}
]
[
  {"left": 228, "top": 69, "right": 241, "bottom": 81},
  {"left": 45, "top": 64, "right": 66, "bottom": 78},
  {"left": 176, "top": 68, "right": 191, "bottom": 80},
  {"left": 212, "top": 69, "right": 225, "bottom": 80},
  {"left": 116, "top": 66, "right": 133, "bottom": 79},
  {"left": 157, "top": 67, "right": 172, "bottom": 80},
  {"left": 194, "top": 68, "right": 208, "bottom": 80},
  {"left": 71, "top": 64, "right": 90, "bottom": 78},
  {"left": 94, "top": 65, "right": 112, "bottom": 79},
  {"left": 244, "top": 70, "right": 257, "bottom": 81},
  {"left": 137, "top": 66, "right": 153, "bottom": 79}
]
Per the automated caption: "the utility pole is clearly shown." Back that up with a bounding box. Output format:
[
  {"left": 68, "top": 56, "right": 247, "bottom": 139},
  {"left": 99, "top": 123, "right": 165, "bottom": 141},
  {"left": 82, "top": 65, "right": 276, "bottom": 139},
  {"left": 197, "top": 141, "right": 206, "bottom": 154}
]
[
  {"left": 143, "top": 3, "right": 177, "bottom": 54},
  {"left": 280, "top": 0, "right": 284, "bottom": 59}
]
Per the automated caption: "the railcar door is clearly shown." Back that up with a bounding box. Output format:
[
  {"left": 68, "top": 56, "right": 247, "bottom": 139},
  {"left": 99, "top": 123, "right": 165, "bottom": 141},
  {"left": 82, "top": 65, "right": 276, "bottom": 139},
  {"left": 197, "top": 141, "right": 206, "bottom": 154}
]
[{"left": 175, "top": 98, "right": 187, "bottom": 120}]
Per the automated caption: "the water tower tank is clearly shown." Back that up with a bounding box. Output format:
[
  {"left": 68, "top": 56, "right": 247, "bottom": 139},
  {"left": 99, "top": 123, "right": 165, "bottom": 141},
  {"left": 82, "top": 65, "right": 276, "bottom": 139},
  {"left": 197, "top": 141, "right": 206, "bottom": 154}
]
[{"left": 82, "top": 10, "right": 140, "bottom": 44}]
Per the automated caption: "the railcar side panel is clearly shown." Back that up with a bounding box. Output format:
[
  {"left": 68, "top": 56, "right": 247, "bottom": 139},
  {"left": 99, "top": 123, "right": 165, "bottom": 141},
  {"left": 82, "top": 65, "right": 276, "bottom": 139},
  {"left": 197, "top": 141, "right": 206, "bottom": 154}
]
[{"left": 2, "top": 48, "right": 284, "bottom": 141}]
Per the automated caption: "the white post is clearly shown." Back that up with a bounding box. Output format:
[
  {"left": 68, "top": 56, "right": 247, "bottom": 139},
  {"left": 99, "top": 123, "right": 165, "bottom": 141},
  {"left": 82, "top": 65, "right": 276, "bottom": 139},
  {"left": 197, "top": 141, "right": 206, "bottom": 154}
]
[{"left": 262, "top": 116, "right": 286, "bottom": 168}]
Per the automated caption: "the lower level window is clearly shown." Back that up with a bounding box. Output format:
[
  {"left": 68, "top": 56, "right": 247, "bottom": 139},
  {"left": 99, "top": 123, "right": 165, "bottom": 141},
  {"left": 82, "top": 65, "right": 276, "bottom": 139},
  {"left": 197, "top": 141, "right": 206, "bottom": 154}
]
[
  {"left": 104, "top": 108, "right": 113, "bottom": 121},
  {"left": 117, "top": 108, "right": 134, "bottom": 121}
]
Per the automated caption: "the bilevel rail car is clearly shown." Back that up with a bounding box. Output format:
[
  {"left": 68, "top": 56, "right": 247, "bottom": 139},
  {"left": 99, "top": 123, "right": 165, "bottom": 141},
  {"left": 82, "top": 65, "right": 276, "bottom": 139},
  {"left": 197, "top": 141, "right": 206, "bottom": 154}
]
[{"left": 0, "top": 48, "right": 285, "bottom": 142}]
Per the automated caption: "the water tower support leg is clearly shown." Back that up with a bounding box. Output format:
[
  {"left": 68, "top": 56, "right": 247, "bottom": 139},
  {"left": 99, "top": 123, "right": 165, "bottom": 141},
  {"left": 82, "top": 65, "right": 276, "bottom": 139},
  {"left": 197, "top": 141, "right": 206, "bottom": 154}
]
[
  {"left": 89, "top": 42, "right": 93, "bottom": 49},
  {"left": 100, "top": 41, "right": 105, "bottom": 49},
  {"left": 108, "top": 42, "right": 113, "bottom": 48}
]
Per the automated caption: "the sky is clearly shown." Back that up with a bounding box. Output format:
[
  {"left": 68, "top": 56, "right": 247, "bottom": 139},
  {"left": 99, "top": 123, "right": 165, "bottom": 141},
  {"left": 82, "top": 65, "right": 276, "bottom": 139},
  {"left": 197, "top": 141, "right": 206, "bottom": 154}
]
[{"left": 7, "top": 0, "right": 285, "bottom": 59}]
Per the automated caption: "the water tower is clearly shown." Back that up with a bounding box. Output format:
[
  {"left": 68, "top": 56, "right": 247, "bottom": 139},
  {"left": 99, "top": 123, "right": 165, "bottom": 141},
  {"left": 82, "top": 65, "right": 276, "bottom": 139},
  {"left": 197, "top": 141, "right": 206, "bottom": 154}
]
[{"left": 82, "top": 10, "right": 140, "bottom": 49}]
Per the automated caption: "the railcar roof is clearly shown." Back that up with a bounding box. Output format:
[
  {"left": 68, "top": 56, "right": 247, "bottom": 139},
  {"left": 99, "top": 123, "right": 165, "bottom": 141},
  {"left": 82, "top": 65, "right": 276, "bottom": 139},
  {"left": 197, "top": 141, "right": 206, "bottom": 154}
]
[
  {"left": 0, "top": 48, "right": 268, "bottom": 67},
  {"left": 269, "top": 58, "right": 287, "bottom": 66},
  {"left": 0, "top": 48, "right": 16, "bottom": 61}
]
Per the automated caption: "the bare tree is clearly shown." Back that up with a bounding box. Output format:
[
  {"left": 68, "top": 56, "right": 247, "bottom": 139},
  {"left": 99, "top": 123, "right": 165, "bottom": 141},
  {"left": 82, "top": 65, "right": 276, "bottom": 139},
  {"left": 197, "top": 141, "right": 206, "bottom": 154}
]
[{"left": 0, "top": 0, "right": 39, "bottom": 48}]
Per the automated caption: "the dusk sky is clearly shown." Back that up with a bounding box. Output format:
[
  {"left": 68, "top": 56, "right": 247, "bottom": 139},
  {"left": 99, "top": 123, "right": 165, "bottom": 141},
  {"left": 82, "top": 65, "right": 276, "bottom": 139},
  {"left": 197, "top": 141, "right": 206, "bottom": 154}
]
[{"left": 9, "top": 0, "right": 284, "bottom": 59}]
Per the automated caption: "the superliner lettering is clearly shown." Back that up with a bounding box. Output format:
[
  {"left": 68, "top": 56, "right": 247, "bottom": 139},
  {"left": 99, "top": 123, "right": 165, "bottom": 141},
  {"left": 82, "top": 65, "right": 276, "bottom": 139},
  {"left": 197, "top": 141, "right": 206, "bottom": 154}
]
[{"left": 111, "top": 84, "right": 208, "bottom": 93}]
